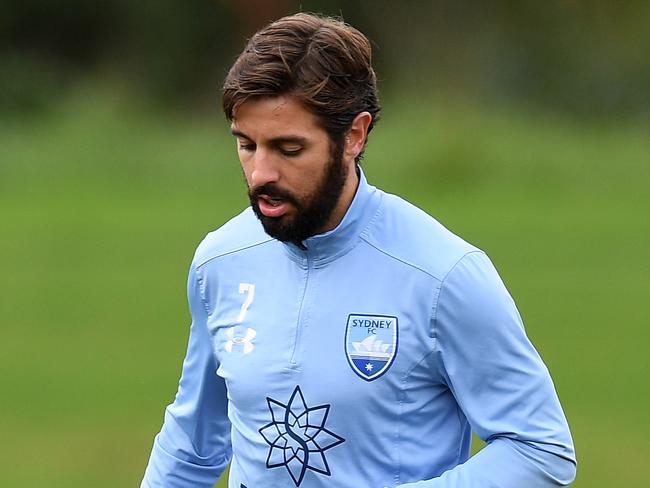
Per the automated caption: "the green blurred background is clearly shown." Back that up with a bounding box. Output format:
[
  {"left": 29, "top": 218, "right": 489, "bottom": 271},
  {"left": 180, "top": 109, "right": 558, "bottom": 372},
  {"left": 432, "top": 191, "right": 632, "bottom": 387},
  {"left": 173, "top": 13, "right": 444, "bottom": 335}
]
[{"left": 1, "top": 1, "right": 648, "bottom": 486}]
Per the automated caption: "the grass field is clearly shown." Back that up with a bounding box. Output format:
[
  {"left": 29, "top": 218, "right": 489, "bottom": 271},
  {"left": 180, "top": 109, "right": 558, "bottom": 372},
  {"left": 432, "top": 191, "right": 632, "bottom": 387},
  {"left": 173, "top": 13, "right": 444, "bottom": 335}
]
[{"left": 0, "top": 89, "right": 648, "bottom": 487}]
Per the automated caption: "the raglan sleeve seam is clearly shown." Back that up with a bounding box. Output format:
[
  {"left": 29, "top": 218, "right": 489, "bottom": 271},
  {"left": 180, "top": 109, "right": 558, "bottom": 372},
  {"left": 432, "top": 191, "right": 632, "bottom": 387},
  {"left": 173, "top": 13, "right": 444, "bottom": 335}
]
[
  {"left": 192, "top": 260, "right": 213, "bottom": 317},
  {"left": 430, "top": 250, "right": 485, "bottom": 342}
]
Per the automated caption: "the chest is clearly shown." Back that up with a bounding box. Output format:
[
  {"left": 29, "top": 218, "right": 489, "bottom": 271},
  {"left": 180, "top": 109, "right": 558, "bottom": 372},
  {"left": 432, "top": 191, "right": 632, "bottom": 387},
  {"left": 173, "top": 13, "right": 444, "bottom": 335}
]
[{"left": 201, "top": 247, "right": 441, "bottom": 410}]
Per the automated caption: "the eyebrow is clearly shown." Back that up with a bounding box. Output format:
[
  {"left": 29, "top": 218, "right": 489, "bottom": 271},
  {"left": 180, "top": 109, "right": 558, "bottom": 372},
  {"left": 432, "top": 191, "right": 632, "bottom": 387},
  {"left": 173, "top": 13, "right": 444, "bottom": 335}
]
[{"left": 231, "top": 129, "right": 308, "bottom": 146}]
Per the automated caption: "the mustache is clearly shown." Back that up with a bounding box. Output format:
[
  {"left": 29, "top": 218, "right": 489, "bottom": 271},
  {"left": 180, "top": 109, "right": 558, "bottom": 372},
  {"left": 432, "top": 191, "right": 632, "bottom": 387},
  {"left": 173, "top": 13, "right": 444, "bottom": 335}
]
[{"left": 248, "top": 184, "right": 299, "bottom": 206}]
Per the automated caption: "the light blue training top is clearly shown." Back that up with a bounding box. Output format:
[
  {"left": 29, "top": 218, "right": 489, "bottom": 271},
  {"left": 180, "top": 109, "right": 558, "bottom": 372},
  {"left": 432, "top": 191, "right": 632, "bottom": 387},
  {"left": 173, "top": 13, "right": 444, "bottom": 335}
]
[{"left": 141, "top": 168, "right": 576, "bottom": 487}]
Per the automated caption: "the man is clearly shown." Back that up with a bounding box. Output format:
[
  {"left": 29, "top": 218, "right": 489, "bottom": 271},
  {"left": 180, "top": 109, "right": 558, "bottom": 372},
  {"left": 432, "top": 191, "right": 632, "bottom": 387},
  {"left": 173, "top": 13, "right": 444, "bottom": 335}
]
[{"left": 141, "top": 12, "right": 576, "bottom": 488}]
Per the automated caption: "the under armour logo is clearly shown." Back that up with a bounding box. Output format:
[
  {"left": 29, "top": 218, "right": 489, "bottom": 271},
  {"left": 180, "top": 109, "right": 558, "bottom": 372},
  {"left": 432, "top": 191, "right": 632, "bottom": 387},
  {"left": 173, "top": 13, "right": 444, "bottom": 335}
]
[{"left": 225, "top": 327, "right": 256, "bottom": 354}]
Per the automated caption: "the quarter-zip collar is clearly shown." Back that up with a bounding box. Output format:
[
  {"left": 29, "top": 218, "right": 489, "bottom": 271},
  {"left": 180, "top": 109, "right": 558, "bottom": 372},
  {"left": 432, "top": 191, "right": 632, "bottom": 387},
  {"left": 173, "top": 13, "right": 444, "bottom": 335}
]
[{"left": 283, "top": 167, "right": 381, "bottom": 266}]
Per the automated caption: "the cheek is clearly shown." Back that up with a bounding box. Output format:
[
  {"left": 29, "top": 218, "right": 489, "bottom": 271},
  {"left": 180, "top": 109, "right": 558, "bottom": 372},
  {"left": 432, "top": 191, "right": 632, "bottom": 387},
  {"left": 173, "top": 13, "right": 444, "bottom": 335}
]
[
  {"left": 238, "top": 165, "right": 253, "bottom": 190},
  {"left": 238, "top": 158, "right": 253, "bottom": 182}
]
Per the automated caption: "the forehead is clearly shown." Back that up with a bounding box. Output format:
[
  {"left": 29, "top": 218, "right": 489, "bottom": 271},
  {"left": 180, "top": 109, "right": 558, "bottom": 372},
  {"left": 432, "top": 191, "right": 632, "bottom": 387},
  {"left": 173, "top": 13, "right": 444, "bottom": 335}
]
[{"left": 231, "top": 96, "right": 326, "bottom": 140}]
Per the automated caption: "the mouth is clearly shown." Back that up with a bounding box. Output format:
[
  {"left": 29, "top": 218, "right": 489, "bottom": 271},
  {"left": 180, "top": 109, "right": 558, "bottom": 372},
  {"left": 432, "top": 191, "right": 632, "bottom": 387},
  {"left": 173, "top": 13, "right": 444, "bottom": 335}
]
[{"left": 257, "top": 194, "right": 290, "bottom": 218}]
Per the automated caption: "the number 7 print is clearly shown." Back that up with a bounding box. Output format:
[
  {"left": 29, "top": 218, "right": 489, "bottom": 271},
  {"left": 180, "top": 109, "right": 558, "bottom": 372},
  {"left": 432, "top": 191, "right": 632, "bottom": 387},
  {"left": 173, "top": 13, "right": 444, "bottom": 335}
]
[{"left": 237, "top": 283, "right": 256, "bottom": 323}]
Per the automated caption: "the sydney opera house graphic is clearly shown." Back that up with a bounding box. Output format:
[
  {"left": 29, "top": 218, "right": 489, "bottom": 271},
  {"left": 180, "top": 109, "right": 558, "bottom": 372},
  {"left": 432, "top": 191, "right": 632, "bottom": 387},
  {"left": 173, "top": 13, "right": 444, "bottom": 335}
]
[{"left": 348, "top": 335, "right": 396, "bottom": 380}]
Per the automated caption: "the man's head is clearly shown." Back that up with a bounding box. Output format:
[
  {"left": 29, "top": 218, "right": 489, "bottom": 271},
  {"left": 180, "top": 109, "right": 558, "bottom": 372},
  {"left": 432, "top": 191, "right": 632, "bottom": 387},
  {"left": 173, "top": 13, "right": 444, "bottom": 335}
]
[
  {"left": 222, "top": 13, "right": 380, "bottom": 245},
  {"left": 223, "top": 12, "right": 380, "bottom": 159}
]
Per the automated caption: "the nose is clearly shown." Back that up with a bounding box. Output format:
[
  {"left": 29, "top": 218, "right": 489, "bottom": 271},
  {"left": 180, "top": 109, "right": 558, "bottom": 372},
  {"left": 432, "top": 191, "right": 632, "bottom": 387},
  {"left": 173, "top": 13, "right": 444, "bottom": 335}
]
[{"left": 250, "top": 148, "right": 280, "bottom": 188}]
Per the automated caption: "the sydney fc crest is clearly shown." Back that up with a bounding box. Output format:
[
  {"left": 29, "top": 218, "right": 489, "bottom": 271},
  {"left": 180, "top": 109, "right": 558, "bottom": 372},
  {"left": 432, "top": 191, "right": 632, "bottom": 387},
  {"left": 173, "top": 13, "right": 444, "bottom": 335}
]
[{"left": 344, "top": 314, "right": 398, "bottom": 381}]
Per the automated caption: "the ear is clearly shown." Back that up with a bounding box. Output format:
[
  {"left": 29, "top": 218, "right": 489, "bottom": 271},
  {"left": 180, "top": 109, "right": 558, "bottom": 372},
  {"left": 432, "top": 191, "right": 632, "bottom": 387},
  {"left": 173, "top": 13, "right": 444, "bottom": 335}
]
[{"left": 344, "top": 112, "right": 373, "bottom": 162}]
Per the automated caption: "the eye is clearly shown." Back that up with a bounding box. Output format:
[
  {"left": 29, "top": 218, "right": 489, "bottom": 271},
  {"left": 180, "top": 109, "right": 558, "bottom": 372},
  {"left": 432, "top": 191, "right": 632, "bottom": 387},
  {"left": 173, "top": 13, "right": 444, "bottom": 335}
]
[
  {"left": 279, "top": 147, "right": 303, "bottom": 157},
  {"left": 238, "top": 142, "right": 256, "bottom": 152}
]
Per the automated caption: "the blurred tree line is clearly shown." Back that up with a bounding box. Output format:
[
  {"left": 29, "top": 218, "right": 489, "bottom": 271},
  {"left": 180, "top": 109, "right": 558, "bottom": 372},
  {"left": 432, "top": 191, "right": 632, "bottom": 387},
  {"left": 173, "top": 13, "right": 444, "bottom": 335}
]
[{"left": 1, "top": 0, "right": 649, "bottom": 119}]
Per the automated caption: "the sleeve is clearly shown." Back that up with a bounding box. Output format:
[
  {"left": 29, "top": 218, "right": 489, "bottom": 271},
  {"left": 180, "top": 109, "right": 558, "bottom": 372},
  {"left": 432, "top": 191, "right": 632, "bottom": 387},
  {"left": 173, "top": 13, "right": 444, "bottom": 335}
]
[
  {"left": 141, "top": 261, "right": 232, "bottom": 488},
  {"left": 400, "top": 251, "right": 576, "bottom": 488}
]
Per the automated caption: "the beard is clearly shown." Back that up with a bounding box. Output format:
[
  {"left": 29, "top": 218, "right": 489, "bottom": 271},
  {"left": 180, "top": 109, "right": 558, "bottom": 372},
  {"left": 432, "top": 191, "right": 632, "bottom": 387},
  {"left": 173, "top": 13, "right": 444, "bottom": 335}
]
[{"left": 248, "top": 142, "right": 348, "bottom": 246}]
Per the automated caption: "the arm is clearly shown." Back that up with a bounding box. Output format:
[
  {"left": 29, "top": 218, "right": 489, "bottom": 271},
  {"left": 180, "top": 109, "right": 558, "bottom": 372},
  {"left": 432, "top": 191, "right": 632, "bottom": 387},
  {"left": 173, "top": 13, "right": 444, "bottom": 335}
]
[
  {"left": 141, "top": 262, "right": 232, "bottom": 488},
  {"left": 402, "top": 251, "right": 576, "bottom": 487}
]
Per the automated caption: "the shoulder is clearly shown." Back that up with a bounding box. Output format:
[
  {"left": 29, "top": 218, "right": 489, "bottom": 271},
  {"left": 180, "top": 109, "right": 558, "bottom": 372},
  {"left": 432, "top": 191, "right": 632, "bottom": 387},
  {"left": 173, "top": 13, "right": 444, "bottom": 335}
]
[
  {"left": 192, "top": 207, "right": 273, "bottom": 268},
  {"left": 362, "top": 190, "right": 481, "bottom": 281}
]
